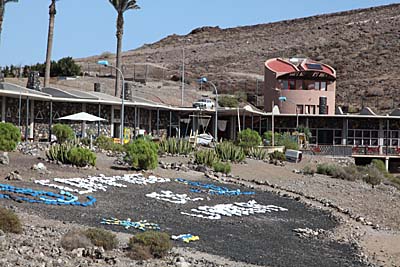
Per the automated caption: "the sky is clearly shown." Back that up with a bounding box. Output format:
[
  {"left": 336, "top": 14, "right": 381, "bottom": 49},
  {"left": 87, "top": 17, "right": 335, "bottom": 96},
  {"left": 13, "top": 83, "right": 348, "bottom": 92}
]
[{"left": 0, "top": 0, "right": 399, "bottom": 66}]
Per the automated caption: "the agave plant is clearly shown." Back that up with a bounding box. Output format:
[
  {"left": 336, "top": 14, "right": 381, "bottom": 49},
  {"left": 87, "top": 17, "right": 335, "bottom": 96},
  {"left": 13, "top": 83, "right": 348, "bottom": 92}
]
[
  {"left": 46, "top": 139, "right": 79, "bottom": 163},
  {"left": 159, "top": 138, "right": 193, "bottom": 155},
  {"left": 246, "top": 147, "right": 268, "bottom": 161},
  {"left": 194, "top": 149, "right": 219, "bottom": 167},
  {"left": 215, "top": 141, "right": 245, "bottom": 163}
]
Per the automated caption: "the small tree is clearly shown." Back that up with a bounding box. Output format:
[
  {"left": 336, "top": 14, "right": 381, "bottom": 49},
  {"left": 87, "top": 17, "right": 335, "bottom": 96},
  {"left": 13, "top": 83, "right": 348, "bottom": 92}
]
[
  {"left": 238, "top": 129, "right": 261, "bottom": 149},
  {"left": 218, "top": 96, "right": 239, "bottom": 108},
  {"left": 52, "top": 124, "right": 74, "bottom": 143},
  {"left": 124, "top": 138, "right": 158, "bottom": 170},
  {"left": 0, "top": 122, "right": 21, "bottom": 151},
  {"left": 52, "top": 57, "right": 81, "bottom": 77}
]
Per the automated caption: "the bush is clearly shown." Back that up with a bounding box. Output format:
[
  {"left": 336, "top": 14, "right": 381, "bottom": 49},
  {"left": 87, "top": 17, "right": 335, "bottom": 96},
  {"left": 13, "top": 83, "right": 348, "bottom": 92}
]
[
  {"left": 302, "top": 165, "right": 316, "bottom": 175},
  {"left": 46, "top": 141, "right": 76, "bottom": 163},
  {"left": 269, "top": 151, "right": 286, "bottom": 161},
  {"left": 0, "top": 122, "right": 21, "bottom": 151},
  {"left": 52, "top": 124, "right": 74, "bottom": 143},
  {"left": 67, "top": 147, "right": 96, "bottom": 167},
  {"left": 263, "top": 131, "right": 282, "bottom": 146},
  {"left": 94, "top": 135, "right": 124, "bottom": 152},
  {"left": 215, "top": 141, "right": 245, "bottom": 162},
  {"left": 128, "top": 231, "right": 172, "bottom": 259},
  {"left": 127, "top": 243, "right": 153, "bottom": 260},
  {"left": 279, "top": 132, "right": 299, "bottom": 151},
  {"left": 246, "top": 147, "right": 268, "bottom": 160},
  {"left": 0, "top": 207, "right": 22, "bottom": 234},
  {"left": 238, "top": 129, "right": 261, "bottom": 149},
  {"left": 363, "top": 165, "right": 384, "bottom": 187},
  {"left": 124, "top": 138, "right": 158, "bottom": 170},
  {"left": 61, "top": 230, "right": 92, "bottom": 251},
  {"left": 338, "top": 165, "right": 362, "bottom": 181},
  {"left": 218, "top": 96, "right": 239, "bottom": 108},
  {"left": 316, "top": 163, "right": 337, "bottom": 176},
  {"left": 213, "top": 161, "right": 231, "bottom": 174},
  {"left": 84, "top": 228, "right": 118, "bottom": 251},
  {"left": 194, "top": 149, "right": 219, "bottom": 167},
  {"left": 159, "top": 138, "right": 193, "bottom": 155}
]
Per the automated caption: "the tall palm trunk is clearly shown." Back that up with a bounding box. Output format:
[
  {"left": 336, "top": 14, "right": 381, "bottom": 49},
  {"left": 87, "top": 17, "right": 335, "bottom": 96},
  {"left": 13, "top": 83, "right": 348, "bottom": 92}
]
[
  {"left": 114, "top": 11, "right": 124, "bottom": 97},
  {"left": 44, "top": 0, "right": 56, "bottom": 88}
]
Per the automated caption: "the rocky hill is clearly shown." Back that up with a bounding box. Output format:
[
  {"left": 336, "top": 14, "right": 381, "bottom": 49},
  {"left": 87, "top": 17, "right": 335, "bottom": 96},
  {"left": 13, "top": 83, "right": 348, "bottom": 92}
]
[{"left": 77, "top": 4, "right": 400, "bottom": 114}]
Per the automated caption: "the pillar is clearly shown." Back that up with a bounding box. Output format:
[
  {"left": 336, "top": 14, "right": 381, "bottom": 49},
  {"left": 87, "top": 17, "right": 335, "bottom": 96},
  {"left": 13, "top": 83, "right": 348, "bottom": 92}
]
[
  {"left": 97, "top": 103, "right": 101, "bottom": 137},
  {"left": 30, "top": 99, "right": 34, "bottom": 139},
  {"left": 385, "top": 157, "right": 389, "bottom": 171},
  {"left": 148, "top": 109, "right": 152, "bottom": 134},
  {"left": 111, "top": 106, "right": 115, "bottom": 137},
  {"left": 259, "top": 116, "right": 262, "bottom": 135},
  {"left": 156, "top": 109, "right": 160, "bottom": 136},
  {"left": 82, "top": 104, "right": 87, "bottom": 138},
  {"left": 378, "top": 119, "right": 384, "bottom": 155},
  {"left": 1, "top": 96, "right": 5, "bottom": 122},
  {"left": 169, "top": 111, "right": 172, "bottom": 137},
  {"left": 251, "top": 114, "right": 254, "bottom": 130},
  {"left": 242, "top": 111, "right": 246, "bottom": 130},
  {"left": 25, "top": 97, "right": 29, "bottom": 141},
  {"left": 342, "top": 118, "right": 348, "bottom": 146},
  {"left": 49, "top": 101, "right": 53, "bottom": 142}
]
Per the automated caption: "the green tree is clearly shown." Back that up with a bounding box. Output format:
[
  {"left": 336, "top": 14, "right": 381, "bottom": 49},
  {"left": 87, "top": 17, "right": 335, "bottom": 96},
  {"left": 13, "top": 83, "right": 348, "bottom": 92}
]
[
  {"left": 108, "top": 0, "right": 139, "bottom": 97},
  {"left": 238, "top": 129, "right": 261, "bottom": 149},
  {"left": 52, "top": 57, "right": 81, "bottom": 77},
  {"left": 0, "top": 0, "right": 18, "bottom": 46},
  {"left": 44, "top": 0, "right": 57, "bottom": 88}
]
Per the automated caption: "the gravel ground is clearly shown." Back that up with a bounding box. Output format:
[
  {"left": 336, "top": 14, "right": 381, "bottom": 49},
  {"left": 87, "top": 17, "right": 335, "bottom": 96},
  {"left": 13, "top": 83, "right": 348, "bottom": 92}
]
[{"left": 0, "top": 152, "right": 366, "bottom": 267}]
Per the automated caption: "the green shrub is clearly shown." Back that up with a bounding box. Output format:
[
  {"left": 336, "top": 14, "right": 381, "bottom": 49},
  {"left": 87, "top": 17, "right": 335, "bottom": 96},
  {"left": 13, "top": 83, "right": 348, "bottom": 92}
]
[
  {"left": 246, "top": 147, "right": 268, "bottom": 160},
  {"left": 159, "top": 138, "right": 193, "bottom": 155},
  {"left": 238, "top": 129, "right": 261, "bottom": 149},
  {"left": 263, "top": 131, "right": 282, "bottom": 146},
  {"left": 218, "top": 96, "right": 239, "bottom": 108},
  {"left": 316, "top": 163, "right": 337, "bottom": 176},
  {"left": 269, "top": 151, "right": 286, "bottom": 161},
  {"left": 215, "top": 141, "right": 245, "bottom": 162},
  {"left": 302, "top": 165, "right": 316, "bottom": 175},
  {"left": 61, "top": 230, "right": 92, "bottom": 251},
  {"left": 67, "top": 147, "right": 96, "bottom": 167},
  {"left": 0, "top": 207, "right": 22, "bottom": 234},
  {"left": 363, "top": 165, "right": 383, "bottom": 187},
  {"left": 94, "top": 135, "right": 124, "bottom": 152},
  {"left": 84, "top": 228, "right": 118, "bottom": 251},
  {"left": 213, "top": 161, "right": 231, "bottom": 174},
  {"left": 0, "top": 122, "right": 21, "bottom": 151},
  {"left": 280, "top": 132, "right": 299, "bottom": 150},
  {"left": 124, "top": 138, "right": 158, "bottom": 170},
  {"left": 52, "top": 124, "right": 74, "bottom": 143},
  {"left": 194, "top": 149, "right": 219, "bottom": 167},
  {"left": 128, "top": 231, "right": 172, "bottom": 259},
  {"left": 46, "top": 141, "right": 77, "bottom": 163},
  {"left": 339, "top": 165, "right": 362, "bottom": 181},
  {"left": 80, "top": 137, "right": 91, "bottom": 146}
]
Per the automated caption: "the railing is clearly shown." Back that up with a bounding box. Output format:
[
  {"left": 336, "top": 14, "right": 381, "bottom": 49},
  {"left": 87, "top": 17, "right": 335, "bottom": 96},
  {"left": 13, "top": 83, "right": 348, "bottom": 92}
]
[
  {"left": 308, "top": 145, "right": 400, "bottom": 156},
  {"left": 307, "top": 145, "right": 353, "bottom": 157}
]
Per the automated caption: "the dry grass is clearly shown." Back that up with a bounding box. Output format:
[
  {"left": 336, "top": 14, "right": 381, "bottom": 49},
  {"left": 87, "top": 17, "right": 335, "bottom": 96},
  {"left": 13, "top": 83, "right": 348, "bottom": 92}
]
[{"left": 0, "top": 207, "right": 22, "bottom": 234}]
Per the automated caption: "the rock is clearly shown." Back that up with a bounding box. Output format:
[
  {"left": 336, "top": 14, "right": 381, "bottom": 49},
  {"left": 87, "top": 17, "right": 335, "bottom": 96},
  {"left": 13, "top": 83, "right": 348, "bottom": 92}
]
[
  {"left": 5, "top": 171, "right": 22, "bottom": 181},
  {"left": 32, "top": 163, "right": 48, "bottom": 174},
  {"left": 0, "top": 152, "right": 9, "bottom": 165},
  {"left": 195, "top": 165, "right": 207, "bottom": 173}
]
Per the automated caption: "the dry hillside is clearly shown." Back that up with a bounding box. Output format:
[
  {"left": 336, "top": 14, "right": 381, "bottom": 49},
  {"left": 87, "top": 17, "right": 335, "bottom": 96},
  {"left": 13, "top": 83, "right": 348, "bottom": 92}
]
[{"left": 77, "top": 4, "right": 400, "bottom": 114}]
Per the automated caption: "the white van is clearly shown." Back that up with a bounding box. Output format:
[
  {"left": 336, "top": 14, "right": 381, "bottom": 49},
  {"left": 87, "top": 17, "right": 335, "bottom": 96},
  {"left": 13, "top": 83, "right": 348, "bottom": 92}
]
[{"left": 285, "top": 149, "right": 302, "bottom": 163}]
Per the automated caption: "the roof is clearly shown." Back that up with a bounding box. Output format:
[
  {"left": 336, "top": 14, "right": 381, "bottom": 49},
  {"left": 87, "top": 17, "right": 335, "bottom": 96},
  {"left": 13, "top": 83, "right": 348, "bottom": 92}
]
[{"left": 265, "top": 58, "right": 336, "bottom": 80}]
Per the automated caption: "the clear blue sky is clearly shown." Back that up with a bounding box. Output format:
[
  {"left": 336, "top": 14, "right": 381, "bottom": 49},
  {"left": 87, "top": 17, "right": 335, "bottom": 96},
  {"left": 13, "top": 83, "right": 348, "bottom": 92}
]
[{"left": 0, "top": 0, "right": 399, "bottom": 66}]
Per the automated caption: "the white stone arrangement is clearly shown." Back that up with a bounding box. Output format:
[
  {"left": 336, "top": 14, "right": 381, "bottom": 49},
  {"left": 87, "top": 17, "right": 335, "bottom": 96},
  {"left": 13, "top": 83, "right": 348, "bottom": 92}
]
[
  {"left": 146, "top": 191, "right": 204, "bottom": 204},
  {"left": 35, "top": 174, "right": 171, "bottom": 195},
  {"left": 181, "top": 200, "right": 288, "bottom": 220}
]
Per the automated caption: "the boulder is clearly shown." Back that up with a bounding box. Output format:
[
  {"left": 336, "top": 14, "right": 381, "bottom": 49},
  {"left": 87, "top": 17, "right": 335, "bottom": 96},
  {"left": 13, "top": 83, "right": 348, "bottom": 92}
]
[
  {"left": 0, "top": 152, "right": 9, "bottom": 165},
  {"left": 5, "top": 171, "right": 22, "bottom": 181}
]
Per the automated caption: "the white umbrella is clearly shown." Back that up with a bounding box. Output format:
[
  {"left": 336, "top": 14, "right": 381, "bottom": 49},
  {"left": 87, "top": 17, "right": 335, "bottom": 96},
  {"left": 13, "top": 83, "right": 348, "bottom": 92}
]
[
  {"left": 56, "top": 112, "right": 107, "bottom": 138},
  {"left": 57, "top": 112, "right": 106, "bottom": 122}
]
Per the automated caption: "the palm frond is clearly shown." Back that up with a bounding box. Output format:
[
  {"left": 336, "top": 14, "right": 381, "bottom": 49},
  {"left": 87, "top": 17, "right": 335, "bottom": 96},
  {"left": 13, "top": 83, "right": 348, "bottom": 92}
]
[{"left": 109, "top": 0, "right": 139, "bottom": 12}]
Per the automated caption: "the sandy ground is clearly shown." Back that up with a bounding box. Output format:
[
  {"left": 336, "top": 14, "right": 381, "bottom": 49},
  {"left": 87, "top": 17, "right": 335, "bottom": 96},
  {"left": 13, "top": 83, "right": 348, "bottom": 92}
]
[{"left": 1, "top": 151, "right": 399, "bottom": 266}]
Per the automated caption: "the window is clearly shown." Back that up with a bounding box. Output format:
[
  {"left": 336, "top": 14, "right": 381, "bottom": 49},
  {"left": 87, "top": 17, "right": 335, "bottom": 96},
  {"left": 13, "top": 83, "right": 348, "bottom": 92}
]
[
  {"left": 289, "top": 80, "right": 295, "bottom": 90},
  {"left": 321, "top": 82, "right": 327, "bottom": 91},
  {"left": 305, "top": 105, "right": 316, "bottom": 114},
  {"left": 282, "top": 80, "right": 289, "bottom": 90},
  {"left": 296, "top": 105, "right": 304, "bottom": 114},
  {"left": 315, "top": 82, "right": 320, "bottom": 90}
]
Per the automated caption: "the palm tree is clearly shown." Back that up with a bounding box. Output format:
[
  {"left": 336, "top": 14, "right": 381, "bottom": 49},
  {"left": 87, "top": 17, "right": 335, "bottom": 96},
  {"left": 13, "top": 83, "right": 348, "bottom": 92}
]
[
  {"left": 44, "top": 0, "right": 56, "bottom": 88},
  {"left": 108, "top": 0, "right": 139, "bottom": 97},
  {"left": 0, "top": 0, "right": 18, "bottom": 46}
]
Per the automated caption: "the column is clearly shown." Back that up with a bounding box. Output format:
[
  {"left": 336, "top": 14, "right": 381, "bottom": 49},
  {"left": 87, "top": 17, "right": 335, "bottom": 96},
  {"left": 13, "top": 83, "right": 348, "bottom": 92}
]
[
  {"left": 169, "top": 111, "right": 172, "bottom": 137},
  {"left": 97, "top": 104, "right": 101, "bottom": 137},
  {"left": 156, "top": 109, "right": 160, "bottom": 136},
  {"left": 1, "top": 96, "right": 5, "bottom": 122},
  {"left": 30, "top": 99, "right": 34, "bottom": 139},
  {"left": 148, "top": 109, "right": 152, "bottom": 134},
  {"left": 82, "top": 104, "right": 87, "bottom": 138},
  {"left": 251, "top": 114, "right": 254, "bottom": 130},
  {"left": 259, "top": 116, "right": 262, "bottom": 135},
  {"left": 342, "top": 118, "right": 348, "bottom": 146},
  {"left": 111, "top": 106, "right": 115, "bottom": 137},
  {"left": 378, "top": 119, "right": 384, "bottom": 155},
  {"left": 49, "top": 101, "right": 53, "bottom": 142},
  {"left": 242, "top": 111, "right": 246, "bottom": 130},
  {"left": 25, "top": 97, "right": 29, "bottom": 141}
]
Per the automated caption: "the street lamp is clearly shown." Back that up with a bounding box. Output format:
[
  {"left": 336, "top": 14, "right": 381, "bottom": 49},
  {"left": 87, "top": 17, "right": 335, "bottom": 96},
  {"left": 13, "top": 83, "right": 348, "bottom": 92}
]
[
  {"left": 278, "top": 96, "right": 299, "bottom": 129},
  {"left": 97, "top": 60, "right": 125, "bottom": 144},
  {"left": 200, "top": 77, "right": 218, "bottom": 143}
]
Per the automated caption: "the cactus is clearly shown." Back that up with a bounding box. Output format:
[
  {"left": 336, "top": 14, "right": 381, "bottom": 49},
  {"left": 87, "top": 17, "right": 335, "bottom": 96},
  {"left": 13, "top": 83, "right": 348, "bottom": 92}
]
[
  {"left": 159, "top": 138, "right": 193, "bottom": 156},
  {"left": 246, "top": 147, "right": 268, "bottom": 160},
  {"left": 194, "top": 149, "right": 219, "bottom": 167},
  {"left": 215, "top": 141, "right": 245, "bottom": 163}
]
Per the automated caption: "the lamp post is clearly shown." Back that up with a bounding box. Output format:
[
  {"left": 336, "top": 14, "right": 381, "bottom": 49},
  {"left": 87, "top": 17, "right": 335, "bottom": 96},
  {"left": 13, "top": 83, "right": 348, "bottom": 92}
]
[
  {"left": 278, "top": 96, "right": 299, "bottom": 129},
  {"left": 200, "top": 77, "right": 218, "bottom": 143},
  {"left": 97, "top": 60, "right": 125, "bottom": 144}
]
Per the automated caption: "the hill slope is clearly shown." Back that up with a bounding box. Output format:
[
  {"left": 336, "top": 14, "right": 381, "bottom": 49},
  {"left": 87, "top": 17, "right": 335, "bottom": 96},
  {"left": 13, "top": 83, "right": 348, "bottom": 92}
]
[{"left": 77, "top": 4, "right": 400, "bottom": 113}]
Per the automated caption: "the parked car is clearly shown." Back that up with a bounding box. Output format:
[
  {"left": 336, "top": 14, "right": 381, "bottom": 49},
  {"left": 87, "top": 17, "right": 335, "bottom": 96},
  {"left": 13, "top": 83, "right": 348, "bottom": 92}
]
[{"left": 192, "top": 98, "right": 215, "bottom": 109}]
